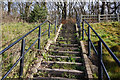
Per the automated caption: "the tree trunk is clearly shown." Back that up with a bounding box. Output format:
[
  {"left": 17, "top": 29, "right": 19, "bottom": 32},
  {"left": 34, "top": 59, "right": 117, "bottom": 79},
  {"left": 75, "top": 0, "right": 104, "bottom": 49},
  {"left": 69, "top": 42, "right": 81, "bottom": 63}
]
[
  {"left": 8, "top": 2, "right": 12, "bottom": 15},
  {"left": 62, "top": 2, "right": 67, "bottom": 20},
  {"left": 25, "top": 2, "right": 32, "bottom": 21},
  {"left": 101, "top": 2, "right": 105, "bottom": 14},
  {"left": 107, "top": 2, "right": 110, "bottom": 14}
]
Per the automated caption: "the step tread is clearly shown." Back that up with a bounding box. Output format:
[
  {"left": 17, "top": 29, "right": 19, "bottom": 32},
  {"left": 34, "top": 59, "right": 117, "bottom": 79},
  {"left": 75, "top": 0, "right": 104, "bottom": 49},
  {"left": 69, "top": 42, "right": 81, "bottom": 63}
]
[
  {"left": 56, "top": 40, "right": 76, "bottom": 42},
  {"left": 51, "top": 44, "right": 79, "bottom": 47},
  {"left": 50, "top": 47, "right": 79, "bottom": 50},
  {"left": 42, "top": 61, "right": 82, "bottom": 65},
  {"left": 34, "top": 77, "right": 79, "bottom": 80},
  {"left": 48, "top": 55, "right": 81, "bottom": 59},
  {"left": 38, "top": 68, "right": 84, "bottom": 74},
  {"left": 50, "top": 51, "right": 80, "bottom": 54}
]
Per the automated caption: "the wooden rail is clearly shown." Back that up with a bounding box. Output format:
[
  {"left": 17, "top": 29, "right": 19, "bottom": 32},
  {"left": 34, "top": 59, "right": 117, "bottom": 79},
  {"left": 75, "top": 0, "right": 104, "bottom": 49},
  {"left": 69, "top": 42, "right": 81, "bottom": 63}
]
[{"left": 80, "top": 14, "right": 120, "bottom": 23}]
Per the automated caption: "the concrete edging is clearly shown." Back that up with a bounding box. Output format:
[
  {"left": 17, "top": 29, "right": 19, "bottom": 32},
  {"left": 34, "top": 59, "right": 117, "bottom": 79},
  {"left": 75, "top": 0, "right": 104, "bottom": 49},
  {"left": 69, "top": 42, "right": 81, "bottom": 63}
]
[
  {"left": 45, "top": 24, "right": 63, "bottom": 51},
  {"left": 75, "top": 24, "right": 93, "bottom": 80}
]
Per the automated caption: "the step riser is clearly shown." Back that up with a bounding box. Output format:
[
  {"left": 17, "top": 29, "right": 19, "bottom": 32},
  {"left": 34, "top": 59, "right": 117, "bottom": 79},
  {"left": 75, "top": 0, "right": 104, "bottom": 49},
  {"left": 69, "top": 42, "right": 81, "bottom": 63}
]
[
  {"left": 38, "top": 68, "right": 84, "bottom": 75},
  {"left": 50, "top": 51, "right": 80, "bottom": 54},
  {"left": 48, "top": 55, "right": 81, "bottom": 59},
  {"left": 49, "top": 47, "right": 79, "bottom": 51},
  {"left": 42, "top": 61, "right": 83, "bottom": 66},
  {"left": 33, "top": 77, "right": 79, "bottom": 80},
  {"left": 47, "top": 72, "right": 84, "bottom": 76},
  {"left": 56, "top": 40, "right": 78, "bottom": 43},
  {"left": 51, "top": 45, "right": 78, "bottom": 47}
]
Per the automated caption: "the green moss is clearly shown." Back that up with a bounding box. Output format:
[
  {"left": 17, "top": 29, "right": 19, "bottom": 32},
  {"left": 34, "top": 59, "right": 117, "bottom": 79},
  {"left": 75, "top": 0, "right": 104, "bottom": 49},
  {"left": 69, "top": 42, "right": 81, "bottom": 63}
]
[{"left": 93, "top": 73, "right": 98, "bottom": 79}]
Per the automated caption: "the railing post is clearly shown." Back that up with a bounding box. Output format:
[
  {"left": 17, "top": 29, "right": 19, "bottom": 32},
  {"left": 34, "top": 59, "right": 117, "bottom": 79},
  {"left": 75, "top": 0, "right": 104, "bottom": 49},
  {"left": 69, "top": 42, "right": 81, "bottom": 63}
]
[
  {"left": 54, "top": 20, "right": 56, "bottom": 34},
  {"left": 38, "top": 26, "right": 41, "bottom": 50},
  {"left": 19, "top": 39, "right": 25, "bottom": 78},
  {"left": 48, "top": 22, "right": 50, "bottom": 38},
  {"left": 88, "top": 26, "right": 91, "bottom": 57},
  {"left": 79, "top": 23, "right": 81, "bottom": 38},
  {"left": 77, "top": 16, "right": 81, "bottom": 38},
  {"left": 82, "top": 21, "right": 84, "bottom": 40},
  {"left": 98, "top": 40, "right": 103, "bottom": 80}
]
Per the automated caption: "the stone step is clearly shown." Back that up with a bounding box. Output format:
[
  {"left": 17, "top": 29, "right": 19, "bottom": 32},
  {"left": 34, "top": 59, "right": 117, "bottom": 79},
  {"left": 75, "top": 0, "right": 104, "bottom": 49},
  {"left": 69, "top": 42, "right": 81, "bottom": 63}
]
[
  {"left": 56, "top": 39, "right": 77, "bottom": 42},
  {"left": 59, "top": 31, "right": 77, "bottom": 34},
  {"left": 49, "top": 51, "right": 80, "bottom": 54},
  {"left": 48, "top": 55, "right": 81, "bottom": 59},
  {"left": 33, "top": 77, "right": 79, "bottom": 80},
  {"left": 51, "top": 44, "right": 79, "bottom": 47},
  {"left": 38, "top": 68, "right": 84, "bottom": 75},
  {"left": 49, "top": 47, "right": 79, "bottom": 51},
  {"left": 42, "top": 61, "right": 83, "bottom": 66},
  {"left": 58, "top": 36, "right": 76, "bottom": 38}
]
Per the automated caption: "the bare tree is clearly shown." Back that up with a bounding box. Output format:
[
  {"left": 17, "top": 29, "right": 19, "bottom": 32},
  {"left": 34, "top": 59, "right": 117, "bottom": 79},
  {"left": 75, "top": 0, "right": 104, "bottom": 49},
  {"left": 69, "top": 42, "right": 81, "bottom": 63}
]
[{"left": 8, "top": 2, "right": 12, "bottom": 15}]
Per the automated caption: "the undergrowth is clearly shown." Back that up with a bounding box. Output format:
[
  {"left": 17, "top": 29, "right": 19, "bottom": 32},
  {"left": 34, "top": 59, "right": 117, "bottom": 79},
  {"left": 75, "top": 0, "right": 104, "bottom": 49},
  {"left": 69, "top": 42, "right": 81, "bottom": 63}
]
[{"left": 1, "top": 21, "right": 56, "bottom": 78}]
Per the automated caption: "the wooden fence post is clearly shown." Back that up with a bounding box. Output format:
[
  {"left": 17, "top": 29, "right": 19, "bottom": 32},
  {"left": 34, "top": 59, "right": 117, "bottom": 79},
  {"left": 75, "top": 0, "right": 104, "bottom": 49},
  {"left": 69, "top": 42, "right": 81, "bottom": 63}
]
[
  {"left": 80, "top": 14, "right": 82, "bottom": 22},
  {"left": 98, "top": 14, "right": 100, "bottom": 22},
  {"left": 106, "top": 14, "right": 108, "bottom": 21},
  {"left": 117, "top": 13, "right": 119, "bottom": 21}
]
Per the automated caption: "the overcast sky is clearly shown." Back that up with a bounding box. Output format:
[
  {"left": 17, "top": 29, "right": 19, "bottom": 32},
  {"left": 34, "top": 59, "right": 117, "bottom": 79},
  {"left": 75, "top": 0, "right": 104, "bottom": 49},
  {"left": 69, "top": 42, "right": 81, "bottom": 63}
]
[{"left": 0, "top": 0, "right": 120, "bottom": 2}]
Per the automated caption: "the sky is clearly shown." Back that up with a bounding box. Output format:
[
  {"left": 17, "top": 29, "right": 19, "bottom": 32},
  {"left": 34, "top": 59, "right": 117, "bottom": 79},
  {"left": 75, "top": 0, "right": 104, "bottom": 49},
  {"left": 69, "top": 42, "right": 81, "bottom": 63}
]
[{"left": 0, "top": 0, "right": 120, "bottom": 2}]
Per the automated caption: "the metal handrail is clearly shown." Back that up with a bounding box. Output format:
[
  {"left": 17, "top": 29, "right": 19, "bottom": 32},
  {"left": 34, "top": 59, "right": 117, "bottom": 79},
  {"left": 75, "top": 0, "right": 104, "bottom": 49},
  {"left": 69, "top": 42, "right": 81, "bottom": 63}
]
[
  {"left": 0, "top": 20, "right": 51, "bottom": 55},
  {"left": 0, "top": 19, "right": 58, "bottom": 80},
  {"left": 84, "top": 20, "right": 120, "bottom": 66},
  {"left": 76, "top": 18, "right": 120, "bottom": 80}
]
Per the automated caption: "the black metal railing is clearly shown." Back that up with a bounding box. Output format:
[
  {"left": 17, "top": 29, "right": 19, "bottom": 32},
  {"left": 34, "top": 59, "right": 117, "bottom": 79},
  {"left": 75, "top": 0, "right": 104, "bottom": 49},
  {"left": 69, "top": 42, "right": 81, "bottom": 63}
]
[
  {"left": 0, "top": 19, "right": 58, "bottom": 80},
  {"left": 76, "top": 18, "right": 120, "bottom": 80}
]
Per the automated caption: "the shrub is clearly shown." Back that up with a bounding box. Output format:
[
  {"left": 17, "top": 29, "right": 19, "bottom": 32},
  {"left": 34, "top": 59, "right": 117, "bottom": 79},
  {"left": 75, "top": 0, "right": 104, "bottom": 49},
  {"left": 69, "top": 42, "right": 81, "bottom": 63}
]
[{"left": 29, "top": 4, "right": 47, "bottom": 22}]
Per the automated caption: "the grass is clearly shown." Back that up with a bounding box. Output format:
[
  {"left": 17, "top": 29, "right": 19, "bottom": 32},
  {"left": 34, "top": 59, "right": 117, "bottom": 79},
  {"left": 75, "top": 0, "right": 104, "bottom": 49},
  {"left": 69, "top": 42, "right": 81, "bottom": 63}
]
[
  {"left": 83, "top": 21, "right": 120, "bottom": 79},
  {"left": 1, "top": 21, "right": 56, "bottom": 78}
]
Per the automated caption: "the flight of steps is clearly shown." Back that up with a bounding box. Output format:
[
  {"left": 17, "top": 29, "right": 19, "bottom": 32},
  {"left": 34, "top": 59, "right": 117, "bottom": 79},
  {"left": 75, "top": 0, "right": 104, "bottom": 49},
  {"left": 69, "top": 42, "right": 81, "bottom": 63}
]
[{"left": 33, "top": 22, "right": 86, "bottom": 80}]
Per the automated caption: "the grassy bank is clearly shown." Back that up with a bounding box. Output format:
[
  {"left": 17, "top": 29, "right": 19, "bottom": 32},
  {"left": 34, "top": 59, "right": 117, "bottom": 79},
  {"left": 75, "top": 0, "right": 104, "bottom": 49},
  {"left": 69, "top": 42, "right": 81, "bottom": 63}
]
[
  {"left": 84, "top": 21, "right": 120, "bottom": 79},
  {"left": 1, "top": 22, "right": 56, "bottom": 78}
]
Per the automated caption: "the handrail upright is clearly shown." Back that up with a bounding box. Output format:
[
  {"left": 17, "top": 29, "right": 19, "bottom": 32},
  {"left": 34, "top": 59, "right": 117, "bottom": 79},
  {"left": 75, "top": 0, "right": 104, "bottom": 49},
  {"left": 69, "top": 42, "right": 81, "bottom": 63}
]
[
  {"left": 88, "top": 25, "right": 91, "bottom": 57},
  {"left": 19, "top": 39, "right": 25, "bottom": 78},
  {"left": 48, "top": 22, "right": 51, "bottom": 38},
  {"left": 82, "top": 21, "right": 84, "bottom": 40},
  {"left": 54, "top": 20, "right": 57, "bottom": 34},
  {"left": 98, "top": 40, "right": 103, "bottom": 80},
  {"left": 38, "top": 26, "right": 41, "bottom": 50}
]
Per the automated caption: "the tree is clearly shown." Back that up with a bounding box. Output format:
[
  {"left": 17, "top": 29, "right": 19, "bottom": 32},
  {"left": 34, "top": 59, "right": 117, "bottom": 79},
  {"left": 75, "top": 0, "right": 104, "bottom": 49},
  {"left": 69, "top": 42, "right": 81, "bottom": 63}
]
[
  {"left": 101, "top": 2, "right": 105, "bottom": 14},
  {"left": 8, "top": 2, "right": 12, "bottom": 15},
  {"left": 29, "top": 4, "right": 47, "bottom": 22},
  {"left": 62, "top": 2, "right": 67, "bottom": 20}
]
